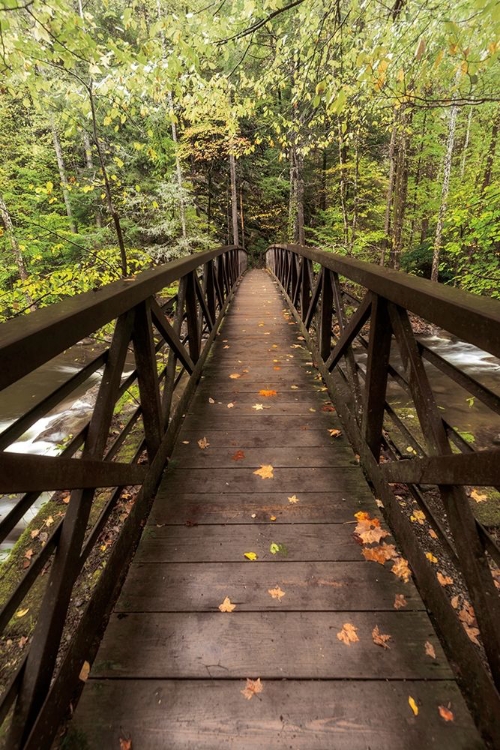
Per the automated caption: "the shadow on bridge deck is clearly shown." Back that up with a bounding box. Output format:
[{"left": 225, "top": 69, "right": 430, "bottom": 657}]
[{"left": 70, "top": 270, "right": 482, "bottom": 749}]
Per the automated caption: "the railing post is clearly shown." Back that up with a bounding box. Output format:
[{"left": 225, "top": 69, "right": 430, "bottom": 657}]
[
  {"left": 319, "top": 269, "right": 334, "bottom": 361},
  {"left": 300, "top": 258, "right": 312, "bottom": 320},
  {"left": 185, "top": 270, "right": 200, "bottom": 363},
  {"left": 205, "top": 261, "right": 216, "bottom": 325},
  {"left": 133, "top": 299, "right": 162, "bottom": 460},
  {"left": 361, "top": 294, "right": 392, "bottom": 459}
]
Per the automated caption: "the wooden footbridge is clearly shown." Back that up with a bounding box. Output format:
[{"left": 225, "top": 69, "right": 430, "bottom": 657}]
[{"left": 0, "top": 246, "right": 499, "bottom": 749}]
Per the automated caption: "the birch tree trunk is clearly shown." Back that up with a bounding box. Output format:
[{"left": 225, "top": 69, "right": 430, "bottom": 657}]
[
  {"left": 51, "top": 122, "right": 77, "bottom": 234},
  {"left": 381, "top": 121, "right": 397, "bottom": 266},
  {"left": 0, "top": 193, "right": 35, "bottom": 309},
  {"left": 460, "top": 108, "right": 472, "bottom": 180},
  {"left": 82, "top": 130, "right": 101, "bottom": 227},
  {"left": 481, "top": 108, "right": 500, "bottom": 196},
  {"left": 431, "top": 103, "right": 458, "bottom": 282},
  {"left": 168, "top": 92, "right": 187, "bottom": 240},
  {"left": 229, "top": 151, "right": 239, "bottom": 246}
]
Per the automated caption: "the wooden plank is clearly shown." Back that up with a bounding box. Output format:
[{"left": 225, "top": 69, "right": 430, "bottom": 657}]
[
  {"left": 168, "top": 445, "right": 354, "bottom": 468},
  {"left": 116, "top": 561, "right": 425, "bottom": 612},
  {"left": 148, "top": 491, "right": 375, "bottom": 525},
  {"left": 179, "top": 415, "right": 341, "bottom": 432},
  {"left": 71, "top": 679, "right": 484, "bottom": 750},
  {"left": 91, "top": 611, "right": 450, "bottom": 679},
  {"left": 187, "top": 402, "right": 338, "bottom": 418},
  {"left": 192, "top": 390, "right": 328, "bottom": 405},
  {"left": 159, "top": 467, "right": 363, "bottom": 495},
  {"left": 177, "top": 429, "right": 347, "bottom": 448},
  {"left": 134, "top": 524, "right": 384, "bottom": 563}
]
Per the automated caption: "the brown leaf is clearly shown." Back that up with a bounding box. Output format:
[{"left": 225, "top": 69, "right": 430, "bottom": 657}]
[
  {"left": 119, "top": 737, "right": 132, "bottom": 750},
  {"left": 372, "top": 625, "right": 391, "bottom": 649},
  {"left": 425, "top": 641, "right": 436, "bottom": 659},
  {"left": 355, "top": 514, "right": 389, "bottom": 545},
  {"left": 198, "top": 437, "right": 210, "bottom": 449},
  {"left": 337, "top": 623, "right": 359, "bottom": 646},
  {"left": 79, "top": 660, "right": 91, "bottom": 682},
  {"left": 362, "top": 543, "right": 397, "bottom": 565},
  {"left": 394, "top": 594, "right": 407, "bottom": 610},
  {"left": 218, "top": 597, "right": 236, "bottom": 613},
  {"left": 321, "top": 404, "right": 335, "bottom": 412},
  {"left": 438, "top": 705, "right": 454, "bottom": 722},
  {"left": 232, "top": 450, "right": 245, "bottom": 461},
  {"left": 429, "top": 529, "right": 438, "bottom": 539},
  {"left": 328, "top": 429, "right": 342, "bottom": 438},
  {"left": 451, "top": 595, "right": 460, "bottom": 609},
  {"left": 259, "top": 389, "right": 277, "bottom": 397},
  {"left": 24, "top": 549, "right": 34, "bottom": 560},
  {"left": 254, "top": 464, "right": 274, "bottom": 479},
  {"left": 391, "top": 557, "right": 412, "bottom": 582},
  {"left": 437, "top": 572, "right": 454, "bottom": 586},
  {"left": 30, "top": 529, "right": 40, "bottom": 539},
  {"left": 463, "top": 624, "right": 481, "bottom": 646},
  {"left": 268, "top": 586, "right": 286, "bottom": 601},
  {"left": 241, "top": 678, "right": 263, "bottom": 700}
]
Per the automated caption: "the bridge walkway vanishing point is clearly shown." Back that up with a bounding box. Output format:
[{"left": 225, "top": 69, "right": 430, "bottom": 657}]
[{"left": 71, "top": 270, "right": 483, "bottom": 748}]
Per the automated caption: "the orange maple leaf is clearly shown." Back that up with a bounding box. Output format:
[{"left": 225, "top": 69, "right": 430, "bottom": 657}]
[
  {"left": 391, "top": 557, "right": 412, "bottom": 582},
  {"left": 254, "top": 465, "right": 274, "bottom": 479},
  {"left": 438, "top": 705, "right": 454, "bottom": 722},
  {"left": 232, "top": 450, "right": 245, "bottom": 461},
  {"left": 241, "top": 678, "right": 263, "bottom": 700},
  {"left": 437, "top": 572, "right": 454, "bottom": 586},
  {"left": 268, "top": 586, "right": 286, "bottom": 601},
  {"left": 337, "top": 623, "right": 359, "bottom": 646},
  {"left": 425, "top": 641, "right": 436, "bottom": 659},
  {"left": 229, "top": 373, "right": 241, "bottom": 379},
  {"left": 362, "top": 543, "right": 397, "bottom": 565},
  {"left": 198, "top": 437, "right": 209, "bottom": 449},
  {"left": 119, "top": 737, "right": 132, "bottom": 750},
  {"left": 394, "top": 594, "right": 407, "bottom": 609},
  {"left": 259, "top": 389, "right": 277, "bottom": 397},
  {"left": 219, "top": 597, "right": 236, "bottom": 613},
  {"left": 372, "top": 625, "right": 391, "bottom": 649}
]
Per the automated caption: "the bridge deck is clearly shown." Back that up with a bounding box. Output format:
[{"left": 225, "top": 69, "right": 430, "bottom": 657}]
[{"left": 71, "top": 270, "right": 482, "bottom": 748}]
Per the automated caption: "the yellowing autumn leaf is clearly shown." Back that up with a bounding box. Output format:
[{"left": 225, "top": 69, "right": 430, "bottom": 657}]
[
  {"left": 270, "top": 515, "right": 277, "bottom": 521},
  {"left": 438, "top": 705, "right": 454, "bottom": 722},
  {"left": 119, "top": 737, "right": 132, "bottom": 750},
  {"left": 391, "top": 557, "right": 412, "bottom": 582},
  {"left": 362, "top": 543, "right": 397, "bottom": 565},
  {"left": 394, "top": 594, "right": 407, "bottom": 609},
  {"left": 355, "top": 514, "right": 389, "bottom": 544},
  {"left": 408, "top": 696, "right": 419, "bottom": 716},
  {"left": 208, "top": 397, "right": 215, "bottom": 404},
  {"left": 252, "top": 403, "right": 264, "bottom": 410},
  {"left": 288, "top": 494, "right": 300, "bottom": 504},
  {"left": 372, "top": 625, "right": 391, "bottom": 649},
  {"left": 429, "top": 529, "right": 438, "bottom": 540},
  {"left": 254, "top": 465, "right": 274, "bottom": 479},
  {"left": 337, "top": 622, "right": 359, "bottom": 646},
  {"left": 244, "top": 552, "right": 258, "bottom": 561},
  {"left": 437, "top": 572, "right": 454, "bottom": 586},
  {"left": 229, "top": 373, "right": 241, "bottom": 379},
  {"left": 290, "top": 385, "right": 299, "bottom": 390},
  {"left": 79, "top": 661, "right": 91, "bottom": 681},
  {"left": 219, "top": 597, "right": 236, "bottom": 613},
  {"left": 410, "top": 510, "right": 426, "bottom": 525},
  {"left": 15, "top": 608, "right": 29, "bottom": 618},
  {"left": 470, "top": 489, "right": 488, "bottom": 503},
  {"left": 425, "top": 641, "right": 436, "bottom": 659},
  {"left": 268, "top": 586, "right": 286, "bottom": 601},
  {"left": 328, "top": 429, "right": 342, "bottom": 438},
  {"left": 425, "top": 552, "right": 438, "bottom": 564},
  {"left": 259, "top": 389, "right": 277, "bottom": 397},
  {"left": 241, "top": 678, "right": 263, "bottom": 700},
  {"left": 198, "top": 437, "right": 210, "bottom": 449}
]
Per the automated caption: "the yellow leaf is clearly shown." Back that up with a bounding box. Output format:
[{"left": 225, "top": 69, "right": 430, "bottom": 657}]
[
  {"left": 391, "top": 557, "right": 412, "bottom": 582},
  {"left": 198, "top": 437, "right": 209, "bottom": 449},
  {"left": 437, "top": 572, "right": 454, "bottom": 586},
  {"left": 268, "top": 586, "right": 285, "bottom": 601},
  {"left": 425, "top": 552, "right": 438, "bottom": 564},
  {"left": 229, "top": 373, "right": 241, "bottom": 379},
  {"left": 79, "top": 660, "right": 91, "bottom": 681},
  {"left": 254, "top": 464, "right": 274, "bottom": 479},
  {"left": 252, "top": 403, "right": 264, "bottom": 410},
  {"left": 15, "top": 608, "right": 29, "bottom": 618},
  {"left": 408, "top": 696, "right": 419, "bottom": 716},
  {"left": 425, "top": 641, "right": 436, "bottom": 659},
  {"left": 259, "top": 389, "right": 277, "bottom": 397},
  {"left": 337, "top": 622, "right": 359, "bottom": 646},
  {"left": 241, "top": 677, "right": 263, "bottom": 700},
  {"left": 410, "top": 510, "right": 426, "bottom": 525},
  {"left": 218, "top": 597, "right": 236, "bottom": 613},
  {"left": 470, "top": 489, "right": 488, "bottom": 503},
  {"left": 288, "top": 494, "right": 300, "bottom": 504},
  {"left": 244, "top": 552, "right": 258, "bottom": 560},
  {"left": 328, "top": 429, "right": 342, "bottom": 438},
  {"left": 270, "top": 515, "right": 277, "bottom": 521}
]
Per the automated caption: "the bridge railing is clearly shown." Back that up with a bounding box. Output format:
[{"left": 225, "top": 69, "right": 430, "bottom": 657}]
[
  {"left": 0, "top": 246, "right": 246, "bottom": 749},
  {"left": 267, "top": 243, "right": 500, "bottom": 745}
]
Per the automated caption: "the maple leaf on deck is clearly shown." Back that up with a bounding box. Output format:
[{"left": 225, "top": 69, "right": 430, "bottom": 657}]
[
  {"left": 259, "top": 389, "right": 277, "bottom": 397},
  {"left": 232, "top": 450, "right": 245, "bottom": 461},
  {"left": 438, "top": 705, "right": 454, "bottom": 722},
  {"left": 119, "top": 738, "right": 132, "bottom": 750},
  {"left": 437, "top": 572, "right": 454, "bottom": 586},
  {"left": 241, "top": 678, "right": 263, "bottom": 700},
  {"left": 425, "top": 552, "right": 438, "bottom": 564},
  {"left": 198, "top": 437, "right": 210, "bottom": 449},
  {"left": 229, "top": 373, "right": 241, "bottom": 379},
  {"left": 328, "top": 429, "right": 342, "bottom": 438},
  {"left": 470, "top": 488, "right": 488, "bottom": 503},
  {"left": 254, "top": 465, "right": 274, "bottom": 479},
  {"left": 362, "top": 543, "right": 397, "bottom": 565},
  {"left": 372, "top": 625, "right": 392, "bottom": 649},
  {"left": 355, "top": 514, "right": 389, "bottom": 545},
  {"left": 408, "top": 696, "right": 419, "bottom": 716},
  {"left": 337, "top": 623, "right": 359, "bottom": 646},
  {"left": 394, "top": 594, "right": 407, "bottom": 609},
  {"left": 425, "top": 641, "right": 436, "bottom": 659},
  {"left": 218, "top": 597, "right": 236, "bottom": 613},
  {"left": 288, "top": 494, "right": 300, "bottom": 504},
  {"left": 391, "top": 557, "right": 412, "bottom": 582},
  {"left": 268, "top": 586, "right": 286, "bottom": 601},
  {"left": 252, "top": 403, "right": 264, "bottom": 410},
  {"left": 244, "top": 552, "right": 258, "bottom": 560}
]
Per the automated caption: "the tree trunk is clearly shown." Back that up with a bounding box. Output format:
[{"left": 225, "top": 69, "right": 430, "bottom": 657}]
[
  {"left": 408, "top": 109, "right": 427, "bottom": 250},
  {"left": 349, "top": 133, "right": 360, "bottom": 254},
  {"left": 481, "top": 108, "right": 500, "bottom": 196},
  {"left": 0, "top": 193, "right": 35, "bottom": 309},
  {"left": 51, "top": 122, "right": 77, "bottom": 234},
  {"left": 168, "top": 92, "right": 187, "bottom": 240},
  {"left": 431, "top": 102, "right": 458, "bottom": 282},
  {"left": 82, "top": 130, "right": 102, "bottom": 228},
  {"left": 381, "top": 121, "right": 397, "bottom": 266},
  {"left": 239, "top": 185, "right": 245, "bottom": 249},
  {"left": 337, "top": 120, "right": 350, "bottom": 248},
  {"left": 229, "top": 151, "right": 239, "bottom": 246},
  {"left": 460, "top": 108, "right": 472, "bottom": 180},
  {"left": 389, "top": 106, "right": 412, "bottom": 270}
]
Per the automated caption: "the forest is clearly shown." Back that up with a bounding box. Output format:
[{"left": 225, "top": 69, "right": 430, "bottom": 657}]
[{"left": 0, "top": 0, "right": 499, "bottom": 321}]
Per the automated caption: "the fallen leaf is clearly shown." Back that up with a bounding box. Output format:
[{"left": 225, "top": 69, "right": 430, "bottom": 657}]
[
  {"left": 394, "top": 594, "right": 407, "bottom": 609},
  {"left": 288, "top": 494, "right": 300, "bottom": 504},
  {"left": 451, "top": 595, "right": 460, "bottom": 609},
  {"left": 269, "top": 542, "right": 287, "bottom": 555},
  {"left": 270, "top": 515, "right": 277, "bottom": 521},
  {"left": 219, "top": 597, "right": 236, "bottom": 613},
  {"left": 321, "top": 404, "right": 335, "bottom": 412},
  {"left": 45, "top": 516, "right": 54, "bottom": 527},
  {"left": 244, "top": 552, "right": 258, "bottom": 561},
  {"left": 438, "top": 705, "right": 454, "bottom": 722},
  {"left": 227, "top": 402, "right": 235, "bottom": 408},
  {"left": 241, "top": 678, "right": 263, "bottom": 700},
  {"left": 208, "top": 397, "right": 215, "bottom": 404},
  {"left": 429, "top": 529, "right": 438, "bottom": 540},
  {"left": 470, "top": 488, "right": 488, "bottom": 503},
  {"left": 328, "top": 429, "right": 342, "bottom": 438},
  {"left": 232, "top": 450, "right": 245, "bottom": 461},
  {"left": 254, "top": 465, "right": 274, "bottom": 479},
  {"left": 437, "top": 572, "right": 454, "bottom": 586},
  {"left": 119, "top": 737, "right": 132, "bottom": 750},
  {"left": 391, "top": 557, "right": 412, "bottom": 582},
  {"left": 198, "top": 437, "right": 210, "bottom": 450},
  {"left": 410, "top": 510, "right": 426, "bottom": 525},
  {"left": 290, "top": 385, "right": 299, "bottom": 390},
  {"left": 425, "top": 552, "right": 438, "bottom": 564},
  {"left": 15, "top": 608, "right": 29, "bottom": 618},
  {"left": 182, "top": 440, "right": 190, "bottom": 444},
  {"left": 425, "top": 641, "right": 436, "bottom": 659},
  {"left": 268, "top": 586, "right": 286, "bottom": 601},
  {"left": 408, "top": 696, "right": 419, "bottom": 716},
  {"left": 229, "top": 373, "right": 241, "bottom": 379},
  {"left": 273, "top": 366, "right": 281, "bottom": 371},
  {"left": 464, "top": 624, "right": 481, "bottom": 646},
  {"left": 223, "top": 345, "right": 230, "bottom": 349},
  {"left": 30, "top": 529, "right": 40, "bottom": 539},
  {"left": 79, "top": 661, "right": 91, "bottom": 681},
  {"left": 355, "top": 514, "right": 389, "bottom": 544},
  {"left": 372, "top": 625, "right": 392, "bottom": 649},
  {"left": 337, "top": 623, "right": 359, "bottom": 646},
  {"left": 24, "top": 549, "right": 34, "bottom": 560},
  {"left": 252, "top": 403, "right": 264, "bottom": 410},
  {"left": 259, "top": 389, "right": 277, "bottom": 397},
  {"left": 362, "top": 543, "right": 397, "bottom": 565}
]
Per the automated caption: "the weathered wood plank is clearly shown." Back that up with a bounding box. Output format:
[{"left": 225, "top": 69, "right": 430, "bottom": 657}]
[
  {"left": 169, "top": 446, "right": 354, "bottom": 468},
  {"left": 148, "top": 491, "right": 374, "bottom": 525},
  {"left": 178, "top": 429, "right": 347, "bottom": 448},
  {"left": 91, "top": 611, "right": 450, "bottom": 679},
  {"left": 71, "top": 679, "right": 484, "bottom": 750},
  {"left": 116, "top": 561, "right": 425, "bottom": 612},
  {"left": 134, "top": 524, "right": 383, "bottom": 563},
  {"left": 179, "top": 415, "right": 341, "bottom": 432}
]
